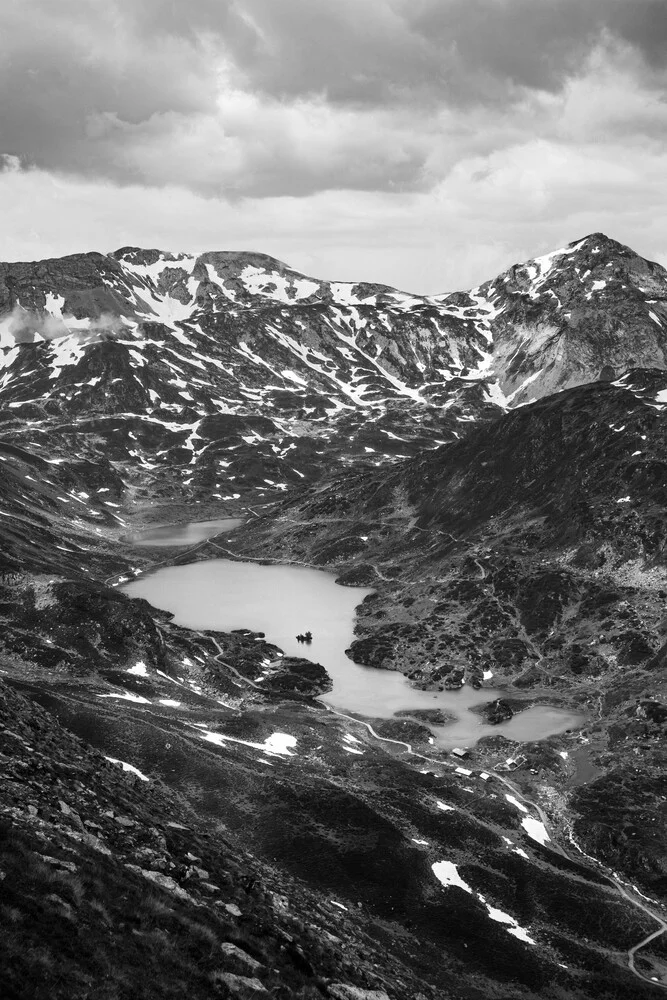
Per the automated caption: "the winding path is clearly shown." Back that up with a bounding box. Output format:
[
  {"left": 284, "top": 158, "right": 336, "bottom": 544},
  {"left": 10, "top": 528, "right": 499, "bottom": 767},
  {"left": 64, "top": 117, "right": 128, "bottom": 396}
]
[
  {"left": 473, "top": 558, "right": 487, "bottom": 581},
  {"left": 204, "top": 632, "right": 265, "bottom": 692},
  {"left": 624, "top": 889, "right": 667, "bottom": 982},
  {"left": 321, "top": 703, "right": 446, "bottom": 767},
  {"left": 562, "top": 823, "right": 667, "bottom": 989},
  {"left": 106, "top": 528, "right": 667, "bottom": 988},
  {"left": 323, "top": 703, "right": 667, "bottom": 989}
]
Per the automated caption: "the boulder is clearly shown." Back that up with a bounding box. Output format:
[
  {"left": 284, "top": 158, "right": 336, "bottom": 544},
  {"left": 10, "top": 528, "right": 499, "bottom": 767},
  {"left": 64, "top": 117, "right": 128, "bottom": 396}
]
[
  {"left": 328, "top": 986, "right": 391, "bottom": 1000},
  {"left": 124, "top": 865, "right": 195, "bottom": 903},
  {"left": 214, "top": 973, "right": 268, "bottom": 997},
  {"left": 220, "top": 942, "right": 263, "bottom": 973}
]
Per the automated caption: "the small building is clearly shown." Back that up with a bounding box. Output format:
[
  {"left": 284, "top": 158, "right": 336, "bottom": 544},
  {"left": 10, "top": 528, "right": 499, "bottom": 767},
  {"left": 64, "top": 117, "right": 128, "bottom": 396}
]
[
  {"left": 493, "top": 755, "right": 527, "bottom": 772},
  {"left": 506, "top": 755, "right": 527, "bottom": 771},
  {"left": 479, "top": 772, "right": 490, "bottom": 781},
  {"left": 451, "top": 747, "right": 469, "bottom": 759}
]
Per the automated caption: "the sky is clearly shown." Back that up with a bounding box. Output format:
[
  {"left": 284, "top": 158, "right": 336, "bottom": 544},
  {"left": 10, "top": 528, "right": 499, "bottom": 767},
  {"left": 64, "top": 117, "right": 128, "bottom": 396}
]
[{"left": 1, "top": 0, "right": 666, "bottom": 293}]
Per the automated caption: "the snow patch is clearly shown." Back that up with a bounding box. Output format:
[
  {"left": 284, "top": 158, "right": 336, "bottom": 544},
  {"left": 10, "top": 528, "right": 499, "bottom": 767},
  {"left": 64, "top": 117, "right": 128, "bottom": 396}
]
[
  {"left": 521, "top": 817, "right": 550, "bottom": 845},
  {"left": 197, "top": 728, "right": 297, "bottom": 757},
  {"left": 505, "top": 794, "right": 529, "bottom": 813},
  {"left": 98, "top": 692, "right": 150, "bottom": 704},
  {"left": 240, "top": 266, "right": 292, "bottom": 302},
  {"left": 478, "top": 895, "right": 536, "bottom": 944},
  {"left": 104, "top": 756, "right": 150, "bottom": 781},
  {"left": 126, "top": 661, "right": 148, "bottom": 676},
  {"left": 431, "top": 861, "right": 473, "bottom": 893},
  {"left": 433, "top": 862, "right": 537, "bottom": 945},
  {"left": 330, "top": 283, "right": 376, "bottom": 306}
]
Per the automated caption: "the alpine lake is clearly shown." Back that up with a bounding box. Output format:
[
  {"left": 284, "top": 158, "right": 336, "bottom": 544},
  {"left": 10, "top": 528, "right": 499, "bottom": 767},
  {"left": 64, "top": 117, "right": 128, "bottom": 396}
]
[{"left": 122, "top": 548, "right": 583, "bottom": 750}]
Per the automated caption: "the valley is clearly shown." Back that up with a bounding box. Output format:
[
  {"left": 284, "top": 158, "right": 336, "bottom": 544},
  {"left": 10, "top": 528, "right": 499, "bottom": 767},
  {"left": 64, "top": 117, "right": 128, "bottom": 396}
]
[{"left": 2, "top": 233, "right": 667, "bottom": 999}]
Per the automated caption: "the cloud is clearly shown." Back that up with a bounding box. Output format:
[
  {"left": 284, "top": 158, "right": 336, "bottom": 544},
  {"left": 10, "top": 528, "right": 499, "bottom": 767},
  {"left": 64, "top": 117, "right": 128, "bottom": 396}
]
[
  {"left": 0, "top": 304, "right": 66, "bottom": 345},
  {"left": 0, "top": 302, "right": 125, "bottom": 346},
  {"left": 605, "top": 0, "right": 667, "bottom": 69},
  {"left": 0, "top": 0, "right": 666, "bottom": 201},
  {"left": 223, "top": 0, "right": 598, "bottom": 106},
  {"left": 169, "top": 0, "right": 667, "bottom": 108},
  {"left": 0, "top": 159, "right": 665, "bottom": 296},
  {"left": 0, "top": 0, "right": 665, "bottom": 292},
  {"left": 0, "top": 1, "right": 219, "bottom": 179},
  {"left": 0, "top": 155, "right": 22, "bottom": 173},
  {"left": 93, "top": 93, "right": 432, "bottom": 196}
]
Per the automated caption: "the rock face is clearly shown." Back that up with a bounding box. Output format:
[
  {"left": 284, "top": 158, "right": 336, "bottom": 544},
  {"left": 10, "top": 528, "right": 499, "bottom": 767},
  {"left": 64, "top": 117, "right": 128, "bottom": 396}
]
[{"left": 476, "top": 233, "right": 667, "bottom": 404}]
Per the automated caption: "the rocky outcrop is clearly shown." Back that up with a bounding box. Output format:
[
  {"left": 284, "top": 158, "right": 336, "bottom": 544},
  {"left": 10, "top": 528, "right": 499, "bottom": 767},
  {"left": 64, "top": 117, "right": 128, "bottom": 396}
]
[
  {"left": 483, "top": 699, "right": 514, "bottom": 725},
  {"left": 260, "top": 656, "right": 332, "bottom": 698},
  {"left": 213, "top": 973, "right": 269, "bottom": 997},
  {"left": 328, "top": 987, "right": 391, "bottom": 1000},
  {"left": 345, "top": 635, "right": 397, "bottom": 669}
]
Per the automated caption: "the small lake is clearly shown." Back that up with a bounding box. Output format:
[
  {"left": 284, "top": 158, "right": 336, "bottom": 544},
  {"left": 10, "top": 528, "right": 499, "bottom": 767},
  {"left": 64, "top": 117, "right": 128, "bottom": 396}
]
[
  {"left": 122, "top": 558, "right": 583, "bottom": 749},
  {"left": 126, "top": 518, "right": 243, "bottom": 547}
]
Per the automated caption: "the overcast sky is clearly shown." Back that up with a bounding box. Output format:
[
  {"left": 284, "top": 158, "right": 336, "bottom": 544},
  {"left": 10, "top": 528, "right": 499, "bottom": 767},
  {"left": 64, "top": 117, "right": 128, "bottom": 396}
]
[{"left": 1, "top": 0, "right": 666, "bottom": 292}]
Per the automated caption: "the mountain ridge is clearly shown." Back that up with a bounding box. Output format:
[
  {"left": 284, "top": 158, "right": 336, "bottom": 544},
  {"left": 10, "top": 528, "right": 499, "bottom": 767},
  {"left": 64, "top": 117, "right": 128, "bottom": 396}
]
[{"left": 1, "top": 231, "right": 666, "bottom": 512}]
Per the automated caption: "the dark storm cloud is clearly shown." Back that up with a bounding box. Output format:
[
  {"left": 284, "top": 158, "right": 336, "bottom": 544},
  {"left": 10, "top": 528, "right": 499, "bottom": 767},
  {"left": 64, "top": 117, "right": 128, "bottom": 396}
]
[
  {"left": 0, "top": 0, "right": 219, "bottom": 177},
  {"left": 217, "top": 0, "right": 599, "bottom": 106},
  {"left": 199, "top": 0, "right": 667, "bottom": 106},
  {"left": 1, "top": 0, "right": 665, "bottom": 197},
  {"left": 606, "top": 0, "right": 667, "bottom": 69}
]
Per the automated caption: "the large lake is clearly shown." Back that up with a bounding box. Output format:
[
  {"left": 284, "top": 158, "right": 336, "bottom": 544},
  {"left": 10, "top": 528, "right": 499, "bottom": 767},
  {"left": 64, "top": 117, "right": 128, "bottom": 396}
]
[{"left": 123, "top": 558, "right": 583, "bottom": 749}]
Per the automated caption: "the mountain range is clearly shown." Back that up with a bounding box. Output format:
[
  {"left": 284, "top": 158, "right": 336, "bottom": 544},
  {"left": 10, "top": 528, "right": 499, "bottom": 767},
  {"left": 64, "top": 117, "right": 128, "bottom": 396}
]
[
  {"left": 2, "top": 233, "right": 667, "bottom": 999},
  {"left": 2, "top": 232, "right": 666, "bottom": 504}
]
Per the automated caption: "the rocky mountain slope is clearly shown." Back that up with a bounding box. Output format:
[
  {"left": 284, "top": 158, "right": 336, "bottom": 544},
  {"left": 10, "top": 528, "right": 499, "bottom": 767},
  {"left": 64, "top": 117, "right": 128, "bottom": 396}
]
[
  {"left": 234, "top": 368, "right": 667, "bottom": 900},
  {"left": 1, "top": 233, "right": 665, "bottom": 507},
  {"left": 2, "top": 233, "right": 667, "bottom": 998},
  {"left": 1, "top": 677, "right": 435, "bottom": 1000}
]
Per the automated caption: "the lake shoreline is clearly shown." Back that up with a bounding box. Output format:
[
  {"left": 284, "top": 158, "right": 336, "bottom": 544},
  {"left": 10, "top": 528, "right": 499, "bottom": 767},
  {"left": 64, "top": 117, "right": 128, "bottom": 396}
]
[{"left": 122, "top": 554, "right": 584, "bottom": 750}]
